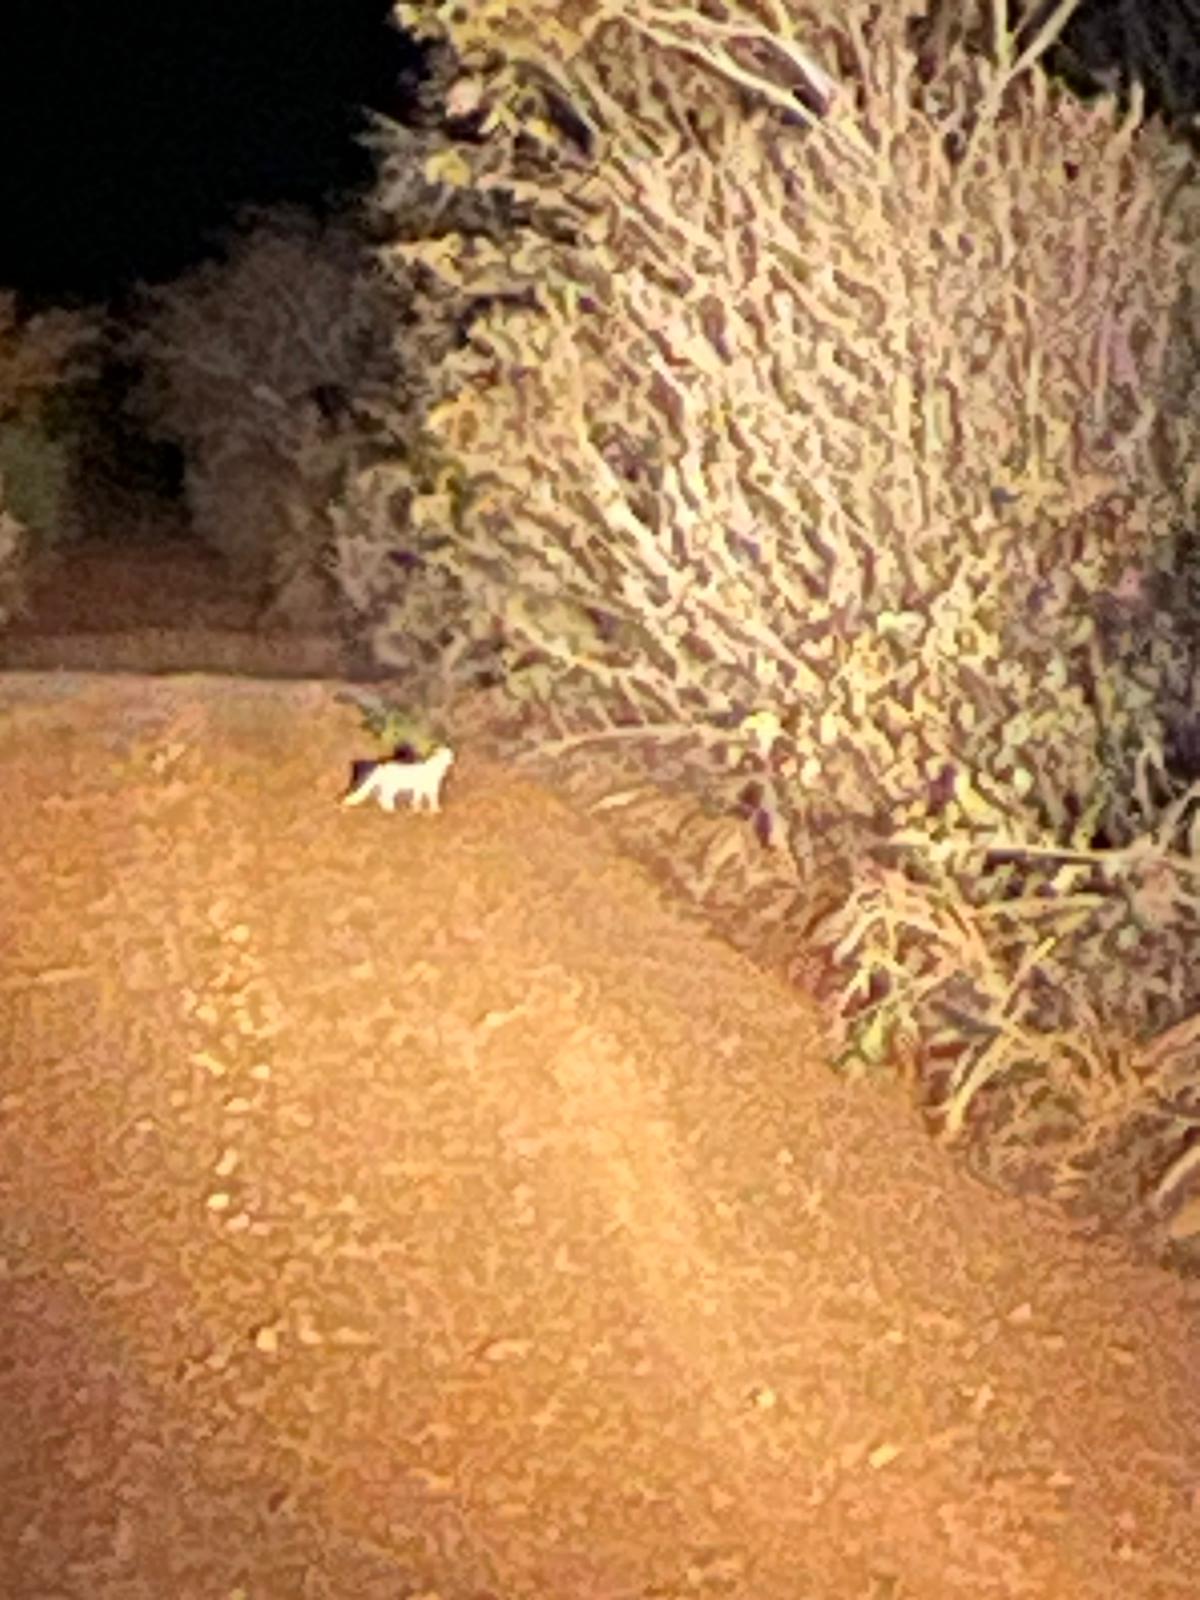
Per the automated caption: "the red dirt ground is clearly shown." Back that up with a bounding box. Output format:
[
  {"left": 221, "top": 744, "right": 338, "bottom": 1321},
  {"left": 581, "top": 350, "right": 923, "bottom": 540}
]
[
  {"left": 2, "top": 539, "right": 1200, "bottom": 1598},
  {"left": 2, "top": 670, "right": 1200, "bottom": 1600}
]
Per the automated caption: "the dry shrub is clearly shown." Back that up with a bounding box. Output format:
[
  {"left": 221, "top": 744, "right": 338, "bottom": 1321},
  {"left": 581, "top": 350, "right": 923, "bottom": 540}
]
[
  {"left": 0, "top": 502, "right": 30, "bottom": 627},
  {"left": 0, "top": 294, "right": 103, "bottom": 414},
  {"left": 124, "top": 206, "right": 406, "bottom": 613},
  {"left": 337, "top": 1, "right": 1200, "bottom": 1246},
  {"left": 0, "top": 293, "right": 105, "bottom": 622}
]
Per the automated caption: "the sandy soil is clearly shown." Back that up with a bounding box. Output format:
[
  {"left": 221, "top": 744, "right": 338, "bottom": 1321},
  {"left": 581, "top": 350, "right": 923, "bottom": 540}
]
[{"left": 2, "top": 664, "right": 1200, "bottom": 1600}]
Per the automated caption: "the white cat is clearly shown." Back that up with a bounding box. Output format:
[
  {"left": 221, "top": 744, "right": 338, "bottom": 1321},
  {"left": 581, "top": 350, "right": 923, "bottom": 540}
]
[{"left": 341, "top": 745, "right": 455, "bottom": 814}]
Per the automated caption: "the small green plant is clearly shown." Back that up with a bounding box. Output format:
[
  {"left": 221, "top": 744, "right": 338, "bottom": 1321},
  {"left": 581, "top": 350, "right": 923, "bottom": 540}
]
[{"left": 335, "top": 690, "right": 436, "bottom": 759}]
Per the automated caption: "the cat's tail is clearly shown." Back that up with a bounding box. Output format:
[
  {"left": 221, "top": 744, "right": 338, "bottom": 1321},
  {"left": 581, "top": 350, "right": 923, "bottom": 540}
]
[{"left": 341, "top": 759, "right": 380, "bottom": 807}]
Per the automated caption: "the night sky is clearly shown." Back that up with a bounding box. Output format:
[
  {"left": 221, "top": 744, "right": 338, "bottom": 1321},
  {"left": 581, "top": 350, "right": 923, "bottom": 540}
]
[
  {"left": 0, "top": 0, "right": 429, "bottom": 311},
  {"left": 2, "top": 3, "right": 1199, "bottom": 317}
]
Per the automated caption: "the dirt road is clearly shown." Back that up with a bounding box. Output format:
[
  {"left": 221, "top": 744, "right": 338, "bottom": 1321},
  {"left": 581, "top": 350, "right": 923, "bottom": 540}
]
[{"left": 2, "top": 673, "right": 1199, "bottom": 1599}]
